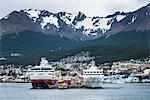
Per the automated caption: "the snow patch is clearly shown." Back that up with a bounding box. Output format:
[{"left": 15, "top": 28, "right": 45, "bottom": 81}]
[
  {"left": 131, "top": 16, "right": 137, "bottom": 23},
  {"left": 116, "top": 15, "right": 126, "bottom": 22},
  {"left": 74, "top": 17, "right": 99, "bottom": 35},
  {"left": 4, "top": 15, "right": 9, "bottom": 19},
  {"left": 60, "top": 13, "right": 75, "bottom": 25},
  {"left": 91, "top": 17, "right": 112, "bottom": 33},
  {"left": 145, "top": 12, "right": 149, "bottom": 16},
  {"left": 128, "top": 15, "right": 137, "bottom": 24},
  {"left": 75, "top": 17, "right": 95, "bottom": 29},
  {"left": 73, "top": 16, "right": 112, "bottom": 35},
  {"left": 82, "top": 29, "right": 94, "bottom": 35},
  {"left": 25, "top": 9, "right": 40, "bottom": 22},
  {"left": 41, "top": 15, "right": 60, "bottom": 28},
  {"left": 91, "top": 32, "right": 97, "bottom": 36},
  {"left": 98, "top": 18, "right": 112, "bottom": 33}
]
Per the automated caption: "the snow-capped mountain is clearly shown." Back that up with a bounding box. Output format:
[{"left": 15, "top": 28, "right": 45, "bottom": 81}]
[
  {"left": 23, "top": 9, "right": 127, "bottom": 36},
  {"left": 0, "top": 3, "right": 150, "bottom": 65},
  {"left": 0, "top": 3, "right": 150, "bottom": 41},
  {"left": 0, "top": 9, "right": 128, "bottom": 40},
  {"left": 105, "top": 4, "right": 150, "bottom": 37}
]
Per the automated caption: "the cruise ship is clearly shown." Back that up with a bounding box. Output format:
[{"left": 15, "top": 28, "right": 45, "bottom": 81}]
[
  {"left": 83, "top": 60, "right": 104, "bottom": 88},
  {"left": 27, "top": 58, "right": 58, "bottom": 89}
]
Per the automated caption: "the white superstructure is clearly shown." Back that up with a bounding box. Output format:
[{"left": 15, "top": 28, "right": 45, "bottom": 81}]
[{"left": 28, "top": 58, "right": 56, "bottom": 80}]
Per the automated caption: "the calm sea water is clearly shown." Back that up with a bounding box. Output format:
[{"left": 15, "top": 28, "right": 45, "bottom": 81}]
[{"left": 0, "top": 83, "right": 150, "bottom": 100}]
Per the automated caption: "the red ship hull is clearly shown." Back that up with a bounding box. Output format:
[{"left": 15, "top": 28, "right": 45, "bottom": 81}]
[{"left": 30, "top": 79, "right": 71, "bottom": 89}]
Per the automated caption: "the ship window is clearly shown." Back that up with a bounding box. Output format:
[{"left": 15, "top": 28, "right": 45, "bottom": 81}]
[
  {"left": 31, "top": 68, "right": 40, "bottom": 70},
  {"left": 41, "top": 68, "right": 52, "bottom": 70},
  {"left": 28, "top": 71, "right": 33, "bottom": 72}
]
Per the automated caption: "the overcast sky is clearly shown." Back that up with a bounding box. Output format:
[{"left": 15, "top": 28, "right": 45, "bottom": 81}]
[{"left": 0, "top": 0, "right": 149, "bottom": 19}]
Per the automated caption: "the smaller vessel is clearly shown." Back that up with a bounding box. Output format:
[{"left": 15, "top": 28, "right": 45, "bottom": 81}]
[
  {"left": 57, "top": 80, "right": 70, "bottom": 89},
  {"left": 83, "top": 60, "right": 104, "bottom": 88}
]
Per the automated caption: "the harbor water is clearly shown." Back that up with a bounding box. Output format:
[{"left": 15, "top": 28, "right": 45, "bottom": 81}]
[{"left": 0, "top": 83, "right": 150, "bottom": 100}]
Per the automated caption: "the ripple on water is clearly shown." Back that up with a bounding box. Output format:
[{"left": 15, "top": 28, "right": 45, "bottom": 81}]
[{"left": 0, "top": 83, "right": 150, "bottom": 100}]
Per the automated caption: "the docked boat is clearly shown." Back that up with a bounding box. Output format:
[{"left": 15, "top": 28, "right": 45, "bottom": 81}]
[
  {"left": 82, "top": 60, "right": 104, "bottom": 88},
  {"left": 57, "top": 80, "right": 70, "bottom": 89},
  {"left": 27, "top": 58, "right": 58, "bottom": 89}
]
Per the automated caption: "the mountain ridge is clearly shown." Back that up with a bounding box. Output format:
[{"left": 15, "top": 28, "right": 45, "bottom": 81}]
[{"left": 1, "top": 3, "right": 149, "bottom": 41}]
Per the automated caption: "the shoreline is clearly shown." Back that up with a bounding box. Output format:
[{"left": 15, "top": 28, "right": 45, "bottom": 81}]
[{"left": 1, "top": 81, "right": 150, "bottom": 84}]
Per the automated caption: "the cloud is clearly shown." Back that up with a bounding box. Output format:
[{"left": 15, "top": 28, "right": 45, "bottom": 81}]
[{"left": 0, "top": 0, "right": 149, "bottom": 19}]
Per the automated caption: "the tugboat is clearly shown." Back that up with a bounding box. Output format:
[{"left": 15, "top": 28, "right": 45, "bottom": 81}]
[
  {"left": 27, "top": 58, "right": 58, "bottom": 89},
  {"left": 83, "top": 60, "right": 104, "bottom": 88}
]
